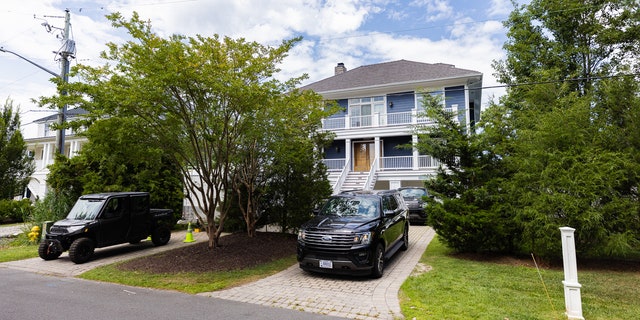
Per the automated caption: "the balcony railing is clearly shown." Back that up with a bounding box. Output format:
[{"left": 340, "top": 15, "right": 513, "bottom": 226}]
[
  {"left": 322, "top": 155, "right": 440, "bottom": 172},
  {"left": 321, "top": 110, "right": 435, "bottom": 130}
]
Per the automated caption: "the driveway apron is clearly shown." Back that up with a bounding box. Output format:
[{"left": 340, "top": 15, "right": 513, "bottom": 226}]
[{"left": 199, "top": 226, "right": 435, "bottom": 320}]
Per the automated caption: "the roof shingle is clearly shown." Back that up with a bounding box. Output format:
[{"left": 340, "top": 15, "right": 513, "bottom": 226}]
[{"left": 301, "top": 59, "right": 481, "bottom": 93}]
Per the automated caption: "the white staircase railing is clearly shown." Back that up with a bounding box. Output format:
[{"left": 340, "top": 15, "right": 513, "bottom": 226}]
[
  {"left": 363, "top": 157, "right": 379, "bottom": 191},
  {"left": 332, "top": 158, "right": 351, "bottom": 194}
]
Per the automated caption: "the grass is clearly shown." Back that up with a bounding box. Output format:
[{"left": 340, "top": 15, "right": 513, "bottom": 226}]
[
  {"left": 399, "top": 236, "right": 640, "bottom": 320},
  {"left": 79, "top": 255, "right": 298, "bottom": 294},
  {"left": 0, "top": 232, "right": 40, "bottom": 263}
]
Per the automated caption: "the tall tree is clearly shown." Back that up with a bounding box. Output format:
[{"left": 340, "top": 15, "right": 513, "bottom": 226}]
[
  {"left": 422, "top": 0, "right": 640, "bottom": 258},
  {"left": 493, "top": 0, "right": 640, "bottom": 257},
  {"left": 39, "top": 12, "right": 329, "bottom": 249},
  {"left": 0, "top": 99, "right": 34, "bottom": 199},
  {"left": 417, "top": 94, "right": 517, "bottom": 253}
]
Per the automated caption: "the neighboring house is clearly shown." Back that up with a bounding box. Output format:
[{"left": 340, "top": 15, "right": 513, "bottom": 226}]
[
  {"left": 24, "top": 108, "right": 88, "bottom": 200},
  {"left": 301, "top": 60, "right": 482, "bottom": 193}
]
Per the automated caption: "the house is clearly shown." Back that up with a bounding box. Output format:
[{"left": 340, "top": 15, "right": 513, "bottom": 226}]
[
  {"left": 23, "top": 59, "right": 482, "bottom": 208},
  {"left": 24, "top": 108, "right": 88, "bottom": 200},
  {"left": 301, "top": 60, "right": 482, "bottom": 193}
]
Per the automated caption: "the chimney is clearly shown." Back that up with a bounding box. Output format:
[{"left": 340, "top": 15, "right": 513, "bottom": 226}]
[{"left": 334, "top": 62, "right": 347, "bottom": 75}]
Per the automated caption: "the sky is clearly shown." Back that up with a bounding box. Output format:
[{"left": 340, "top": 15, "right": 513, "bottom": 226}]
[{"left": 1, "top": 0, "right": 525, "bottom": 139}]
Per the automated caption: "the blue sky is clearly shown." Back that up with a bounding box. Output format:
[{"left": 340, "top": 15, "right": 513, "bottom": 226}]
[{"left": 0, "top": 0, "right": 526, "bottom": 138}]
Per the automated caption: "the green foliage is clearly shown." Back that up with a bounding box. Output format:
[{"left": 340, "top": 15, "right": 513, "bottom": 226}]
[
  {"left": 421, "top": 0, "right": 640, "bottom": 259},
  {"left": 0, "top": 199, "right": 31, "bottom": 223},
  {"left": 28, "top": 191, "right": 75, "bottom": 226},
  {"left": 418, "top": 94, "right": 517, "bottom": 253},
  {"left": 45, "top": 117, "right": 184, "bottom": 220},
  {"left": 0, "top": 99, "right": 34, "bottom": 199}
]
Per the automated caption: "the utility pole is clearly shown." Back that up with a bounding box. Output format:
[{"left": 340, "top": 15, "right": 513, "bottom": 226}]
[
  {"left": 0, "top": 9, "right": 74, "bottom": 155},
  {"left": 56, "top": 9, "right": 73, "bottom": 156}
]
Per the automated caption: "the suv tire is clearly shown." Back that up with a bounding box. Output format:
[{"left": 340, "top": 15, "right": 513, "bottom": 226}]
[
  {"left": 69, "top": 237, "right": 95, "bottom": 264},
  {"left": 401, "top": 226, "right": 409, "bottom": 251},
  {"left": 371, "top": 243, "right": 385, "bottom": 278},
  {"left": 152, "top": 226, "right": 171, "bottom": 246}
]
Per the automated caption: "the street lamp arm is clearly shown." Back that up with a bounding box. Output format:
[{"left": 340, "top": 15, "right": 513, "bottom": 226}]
[{"left": 0, "top": 47, "right": 60, "bottom": 78}]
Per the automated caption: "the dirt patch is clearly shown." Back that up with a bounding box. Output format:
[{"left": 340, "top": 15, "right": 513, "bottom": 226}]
[{"left": 117, "top": 232, "right": 298, "bottom": 273}]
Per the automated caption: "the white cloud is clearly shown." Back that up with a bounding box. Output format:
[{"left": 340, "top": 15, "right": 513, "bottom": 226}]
[{"left": 1, "top": 0, "right": 517, "bottom": 138}]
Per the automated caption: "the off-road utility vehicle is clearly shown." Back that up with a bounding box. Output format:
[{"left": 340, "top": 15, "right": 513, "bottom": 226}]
[
  {"left": 38, "top": 192, "right": 173, "bottom": 264},
  {"left": 297, "top": 189, "right": 409, "bottom": 278}
]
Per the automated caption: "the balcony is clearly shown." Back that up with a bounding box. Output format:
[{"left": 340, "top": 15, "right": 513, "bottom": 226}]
[
  {"left": 321, "top": 110, "right": 434, "bottom": 131},
  {"left": 324, "top": 155, "right": 440, "bottom": 172}
]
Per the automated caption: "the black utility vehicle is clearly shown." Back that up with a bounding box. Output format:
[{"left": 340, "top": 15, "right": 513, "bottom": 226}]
[
  {"left": 398, "top": 187, "right": 429, "bottom": 225},
  {"left": 38, "top": 192, "right": 174, "bottom": 264},
  {"left": 297, "top": 190, "right": 409, "bottom": 278}
]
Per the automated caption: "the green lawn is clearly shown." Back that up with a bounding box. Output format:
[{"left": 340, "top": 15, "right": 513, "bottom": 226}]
[
  {"left": 399, "top": 237, "right": 640, "bottom": 320},
  {"left": 79, "top": 255, "right": 298, "bottom": 294}
]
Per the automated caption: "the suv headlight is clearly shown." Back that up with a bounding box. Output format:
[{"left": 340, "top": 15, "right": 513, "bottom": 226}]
[
  {"left": 298, "top": 230, "right": 306, "bottom": 241},
  {"left": 354, "top": 232, "right": 372, "bottom": 245}
]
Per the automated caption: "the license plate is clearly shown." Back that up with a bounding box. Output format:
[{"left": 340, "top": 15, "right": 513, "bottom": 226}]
[{"left": 319, "top": 260, "right": 333, "bottom": 269}]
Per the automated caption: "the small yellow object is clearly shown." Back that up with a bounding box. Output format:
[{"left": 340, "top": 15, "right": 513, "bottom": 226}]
[{"left": 28, "top": 226, "right": 41, "bottom": 242}]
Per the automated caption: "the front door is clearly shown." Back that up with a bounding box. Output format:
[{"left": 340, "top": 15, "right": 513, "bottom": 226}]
[{"left": 353, "top": 142, "right": 375, "bottom": 172}]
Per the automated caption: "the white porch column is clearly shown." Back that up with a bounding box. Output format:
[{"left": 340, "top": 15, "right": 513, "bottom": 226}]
[
  {"left": 412, "top": 134, "right": 419, "bottom": 170},
  {"left": 560, "top": 227, "right": 584, "bottom": 320},
  {"left": 345, "top": 138, "right": 351, "bottom": 171},
  {"left": 374, "top": 137, "right": 381, "bottom": 168},
  {"left": 43, "top": 143, "right": 51, "bottom": 168}
]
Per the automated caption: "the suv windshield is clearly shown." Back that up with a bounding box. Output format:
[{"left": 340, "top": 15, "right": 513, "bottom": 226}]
[
  {"left": 66, "top": 199, "right": 104, "bottom": 220},
  {"left": 320, "top": 196, "right": 380, "bottom": 218},
  {"left": 399, "top": 188, "right": 427, "bottom": 199}
]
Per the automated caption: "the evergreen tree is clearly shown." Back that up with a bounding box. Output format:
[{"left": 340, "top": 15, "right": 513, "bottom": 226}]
[{"left": 0, "top": 99, "right": 34, "bottom": 199}]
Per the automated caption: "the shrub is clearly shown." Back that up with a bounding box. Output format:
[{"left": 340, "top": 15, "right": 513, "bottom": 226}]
[{"left": 0, "top": 199, "right": 32, "bottom": 224}]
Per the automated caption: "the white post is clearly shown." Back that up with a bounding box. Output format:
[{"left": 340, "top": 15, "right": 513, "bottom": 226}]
[{"left": 560, "top": 227, "right": 584, "bottom": 320}]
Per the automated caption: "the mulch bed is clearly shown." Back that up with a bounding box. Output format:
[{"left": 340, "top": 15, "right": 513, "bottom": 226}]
[{"left": 117, "top": 232, "right": 298, "bottom": 274}]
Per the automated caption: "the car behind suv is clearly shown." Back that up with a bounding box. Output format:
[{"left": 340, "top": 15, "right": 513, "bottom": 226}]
[
  {"left": 398, "top": 187, "right": 429, "bottom": 225},
  {"left": 297, "top": 190, "right": 409, "bottom": 278}
]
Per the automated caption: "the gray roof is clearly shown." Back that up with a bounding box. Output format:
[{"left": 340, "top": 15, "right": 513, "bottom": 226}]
[
  {"left": 301, "top": 59, "right": 481, "bottom": 93},
  {"left": 34, "top": 108, "right": 88, "bottom": 123}
]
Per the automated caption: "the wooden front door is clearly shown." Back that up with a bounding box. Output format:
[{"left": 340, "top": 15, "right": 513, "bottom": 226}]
[{"left": 353, "top": 142, "right": 375, "bottom": 172}]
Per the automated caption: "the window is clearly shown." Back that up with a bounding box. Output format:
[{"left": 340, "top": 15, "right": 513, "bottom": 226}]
[
  {"left": 382, "top": 195, "right": 399, "bottom": 212},
  {"left": 349, "top": 96, "right": 385, "bottom": 127}
]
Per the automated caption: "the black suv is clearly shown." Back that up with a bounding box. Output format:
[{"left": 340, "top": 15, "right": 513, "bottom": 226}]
[
  {"left": 398, "top": 187, "right": 429, "bottom": 225},
  {"left": 297, "top": 190, "right": 409, "bottom": 278}
]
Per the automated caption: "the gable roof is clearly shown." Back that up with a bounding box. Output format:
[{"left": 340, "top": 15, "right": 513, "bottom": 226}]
[
  {"left": 301, "top": 59, "right": 481, "bottom": 93},
  {"left": 34, "top": 108, "right": 88, "bottom": 123}
]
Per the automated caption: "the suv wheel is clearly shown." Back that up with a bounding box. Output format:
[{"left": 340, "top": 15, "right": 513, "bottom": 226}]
[
  {"left": 401, "top": 226, "right": 409, "bottom": 251},
  {"left": 38, "top": 240, "right": 62, "bottom": 260},
  {"left": 371, "top": 243, "right": 385, "bottom": 278},
  {"left": 69, "top": 238, "right": 95, "bottom": 264},
  {"left": 152, "top": 226, "right": 171, "bottom": 246}
]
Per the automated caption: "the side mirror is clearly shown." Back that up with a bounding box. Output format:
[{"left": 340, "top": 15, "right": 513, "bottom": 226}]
[{"left": 383, "top": 210, "right": 396, "bottom": 218}]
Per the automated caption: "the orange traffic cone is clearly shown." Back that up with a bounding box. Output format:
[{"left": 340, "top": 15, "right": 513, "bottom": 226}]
[{"left": 183, "top": 223, "right": 195, "bottom": 243}]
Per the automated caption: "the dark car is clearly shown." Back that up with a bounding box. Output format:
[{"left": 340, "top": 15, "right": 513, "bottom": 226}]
[
  {"left": 297, "top": 190, "right": 409, "bottom": 278},
  {"left": 398, "top": 187, "right": 429, "bottom": 225}
]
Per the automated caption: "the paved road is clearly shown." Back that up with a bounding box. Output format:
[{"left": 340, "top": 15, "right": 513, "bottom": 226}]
[
  {"left": 0, "top": 267, "right": 343, "bottom": 320},
  {"left": 1, "top": 225, "right": 435, "bottom": 320}
]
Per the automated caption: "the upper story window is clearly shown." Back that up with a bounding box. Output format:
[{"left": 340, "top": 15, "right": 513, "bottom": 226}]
[{"left": 348, "top": 96, "right": 385, "bottom": 127}]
